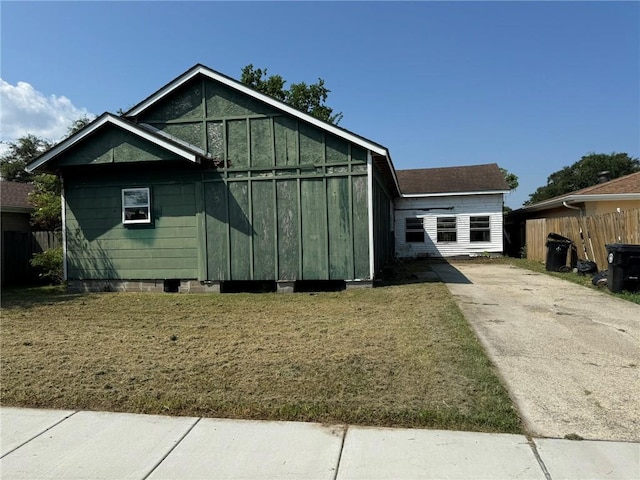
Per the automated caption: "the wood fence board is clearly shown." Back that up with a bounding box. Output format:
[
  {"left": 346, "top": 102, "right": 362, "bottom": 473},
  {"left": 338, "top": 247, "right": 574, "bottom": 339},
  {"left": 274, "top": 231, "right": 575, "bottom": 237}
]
[{"left": 526, "top": 208, "right": 639, "bottom": 271}]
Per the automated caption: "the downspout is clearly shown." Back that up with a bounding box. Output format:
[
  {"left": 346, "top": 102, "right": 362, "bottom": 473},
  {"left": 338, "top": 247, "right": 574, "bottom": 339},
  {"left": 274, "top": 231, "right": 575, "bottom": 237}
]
[
  {"left": 562, "top": 201, "right": 581, "bottom": 212},
  {"left": 367, "top": 151, "right": 375, "bottom": 280},
  {"left": 60, "top": 176, "right": 68, "bottom": 281}
]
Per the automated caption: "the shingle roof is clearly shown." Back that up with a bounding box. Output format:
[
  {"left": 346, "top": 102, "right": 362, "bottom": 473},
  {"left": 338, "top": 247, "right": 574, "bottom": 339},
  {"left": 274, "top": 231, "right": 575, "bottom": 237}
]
[
  {"left": 569, "top": 171, "right": 640, "bottom": 196},
  {"left": 517, "top": 170, "right": 640, "bottom": 213},
  {"left": 396, "top": 163, "right": 510, "bottom": 195},
  {"left": 1, "top": 181, "right": 33, "bottom": 210}
]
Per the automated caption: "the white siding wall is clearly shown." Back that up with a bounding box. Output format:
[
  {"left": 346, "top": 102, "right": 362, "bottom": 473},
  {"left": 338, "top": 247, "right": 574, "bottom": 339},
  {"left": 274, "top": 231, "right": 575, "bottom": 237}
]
[{"left": 394, "top": 194, "right": 504, "bottom": 258}]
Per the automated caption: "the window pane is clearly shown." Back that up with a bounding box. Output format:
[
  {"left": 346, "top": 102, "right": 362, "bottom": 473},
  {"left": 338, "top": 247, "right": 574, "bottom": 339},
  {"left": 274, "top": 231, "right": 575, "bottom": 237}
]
[
  {"left": 470, "top": 230, "right": 490, "bottom": 242},
  {"left": 124, "top": 207, "right": 150, "bottom": 221},
  {"left": 437, "top": 217, "right": 456, "bottom": 242},
  {"left": 405, "top": 217, "right": 424, "bottom": 243},
  {"left": 470, "top": 216, "right": 490, "bottom": 242},
  {"left": 124, "top": 190, "right": 149, "bottom": 207},
  {"left": 437, "top": 231, "right": 457, "bottom": 242}
]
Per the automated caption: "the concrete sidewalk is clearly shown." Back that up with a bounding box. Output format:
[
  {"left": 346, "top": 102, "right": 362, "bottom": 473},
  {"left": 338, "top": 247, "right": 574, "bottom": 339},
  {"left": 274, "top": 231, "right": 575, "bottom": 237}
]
[{"left": 1, "top": 408, "right": 638, "bottom": 480}]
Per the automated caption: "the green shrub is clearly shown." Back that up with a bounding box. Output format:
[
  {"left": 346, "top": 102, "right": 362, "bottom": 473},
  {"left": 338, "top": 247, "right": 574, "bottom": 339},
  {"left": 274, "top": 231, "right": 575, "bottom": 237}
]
[{"left": 30, "top": 247, "right": 63, "bottom": 284}]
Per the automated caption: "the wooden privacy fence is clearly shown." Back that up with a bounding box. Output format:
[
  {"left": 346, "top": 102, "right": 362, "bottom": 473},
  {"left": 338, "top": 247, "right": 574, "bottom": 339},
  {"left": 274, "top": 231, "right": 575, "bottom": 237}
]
[
  {"left": 526, "top": 208, "right": 640, "bottom": 271},
  {"left": 1, "top": 231, "right": 60, "bottom": 286}
]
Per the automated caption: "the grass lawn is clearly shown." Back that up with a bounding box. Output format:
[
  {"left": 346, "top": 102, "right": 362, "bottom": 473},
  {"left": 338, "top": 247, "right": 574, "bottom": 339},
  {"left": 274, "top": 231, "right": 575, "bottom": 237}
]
[{"left": 0, "top": 260, "right": 521, "bottom": 434}]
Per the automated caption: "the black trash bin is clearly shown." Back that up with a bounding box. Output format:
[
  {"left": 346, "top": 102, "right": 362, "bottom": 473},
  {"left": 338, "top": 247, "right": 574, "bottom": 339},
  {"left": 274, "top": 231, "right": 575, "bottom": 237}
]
[
  {"left": 606, "top": 243, "right": 640, "bottom": 293},
  {"left": 545, "top": 233, "right": 575, "bottom": 272}
]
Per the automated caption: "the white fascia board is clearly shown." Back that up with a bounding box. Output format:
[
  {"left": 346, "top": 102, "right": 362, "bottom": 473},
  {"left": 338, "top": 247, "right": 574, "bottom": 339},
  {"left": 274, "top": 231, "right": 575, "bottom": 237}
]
[
  {"left": 26, "top": 114, "right": 198, "bottom": 172},
  {"left": 126, "top": 65, "right": 389, "bottom": 157},
  {"left": 402, "top": 190, "right": 509, "bottom": 198},
  {"left": 524, "top": 193, "right": 640, "bottom": 211}
]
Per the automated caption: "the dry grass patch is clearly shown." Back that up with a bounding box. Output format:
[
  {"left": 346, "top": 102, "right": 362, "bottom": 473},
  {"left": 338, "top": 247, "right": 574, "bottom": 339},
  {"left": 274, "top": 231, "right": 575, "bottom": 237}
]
[{"left": 1, "top": 273, "right": 521, "bottom": 433}]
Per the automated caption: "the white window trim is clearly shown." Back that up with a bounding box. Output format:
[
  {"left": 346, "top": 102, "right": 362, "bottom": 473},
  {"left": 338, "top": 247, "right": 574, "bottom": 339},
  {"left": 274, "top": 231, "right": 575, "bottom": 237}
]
[
  {"left": 122, "top": 187, "right": 152, "bottom": 225},
  {"left": 470, "top": 215, "right": 491, "bottom": 242}
]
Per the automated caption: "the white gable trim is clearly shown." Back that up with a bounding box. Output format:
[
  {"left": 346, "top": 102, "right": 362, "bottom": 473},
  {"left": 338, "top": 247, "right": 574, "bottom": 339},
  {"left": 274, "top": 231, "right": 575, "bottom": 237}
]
[
  {"left": 126, "top": 65, "right": 390, "bottom": 157},
  {"left": 26, "top": 114, "right": 200, "bottom": 172}
]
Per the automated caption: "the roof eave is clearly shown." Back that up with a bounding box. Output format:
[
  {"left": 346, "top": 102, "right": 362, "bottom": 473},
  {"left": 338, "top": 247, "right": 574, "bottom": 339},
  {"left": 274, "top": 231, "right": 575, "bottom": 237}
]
[
  {"left": 26, "top": 114, "right": 201, "bottom": 173},
  {"left": 1, "top": 205, "right": 33, "bottom": 213},
  {"left": 522, "top": 193, "right": 640, "bottom": 212},
  {"left": 402, "top": 189, "right": 509, "bottom": 198}
]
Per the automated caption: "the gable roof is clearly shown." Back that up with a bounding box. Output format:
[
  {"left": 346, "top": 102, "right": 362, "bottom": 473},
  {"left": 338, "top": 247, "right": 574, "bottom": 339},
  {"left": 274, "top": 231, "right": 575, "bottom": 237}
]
[
  {"left": 521, "top": 171, "right": 640, "bottom": 212},
  {"left": 124, "top": 64, "right": 401, "bottom": 195},
  {"left": 26, "top": 114, "right": 205, "bottom": 173},
  {"left": 1, "top": 181, "right": 34, "bottom": 213},
  {"left": 26, "top": 64, "right": 401, "bottom": 195},
  {"left": 396, "top": 163, "right": 510, "bottom": 196},
  {"left": 126, "top": 64, "right": 388, "bottom": 155}
]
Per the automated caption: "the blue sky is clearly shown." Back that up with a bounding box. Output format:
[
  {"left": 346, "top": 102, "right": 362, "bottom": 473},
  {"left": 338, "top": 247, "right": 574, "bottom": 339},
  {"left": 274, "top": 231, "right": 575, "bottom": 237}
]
[{"left": 1, "top": 1, "right": 638, "bottom": 208}]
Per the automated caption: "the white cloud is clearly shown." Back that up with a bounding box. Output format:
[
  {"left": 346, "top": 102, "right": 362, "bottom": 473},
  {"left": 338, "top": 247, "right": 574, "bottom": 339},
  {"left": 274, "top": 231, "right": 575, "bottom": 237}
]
[{"left": 0, "top": 78, "right": 95, "bottom": 154}]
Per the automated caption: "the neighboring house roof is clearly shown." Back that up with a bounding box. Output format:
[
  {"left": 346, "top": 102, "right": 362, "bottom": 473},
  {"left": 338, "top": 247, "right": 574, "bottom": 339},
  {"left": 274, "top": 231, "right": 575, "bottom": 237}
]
[
  {"left": 396, "top": 163, "right": 510, "bottom": 197},
  {"left": 26, "top": 114, "right": 206, "bottom": 173},
  {"left": 0, "top": 181, "right": 34, "bottom": 213},
  {"left": 519, "top": 171, "right": 640, "bottom": 213}
]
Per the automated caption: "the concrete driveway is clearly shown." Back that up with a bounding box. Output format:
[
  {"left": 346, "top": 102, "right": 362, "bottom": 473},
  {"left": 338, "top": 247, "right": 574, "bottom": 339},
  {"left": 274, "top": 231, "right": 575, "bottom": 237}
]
[{"left": 431, "top": 262, "right": 640, "bottom": 442}]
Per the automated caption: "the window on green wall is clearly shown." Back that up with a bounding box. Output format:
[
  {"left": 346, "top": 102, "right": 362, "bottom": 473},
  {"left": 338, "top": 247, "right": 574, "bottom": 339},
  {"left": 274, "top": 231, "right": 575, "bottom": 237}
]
[
  {"left": 470, "top": 216, "right": 491, "bottom": 242},
  {"left": 437, "top": 217, "right": 457, "bottom": 242},
  {"left": 405, "top": 217, "right": 424, "bottom": 242},
  {"left": 122, "top": 188, "right": 151, "bottom": 224}
]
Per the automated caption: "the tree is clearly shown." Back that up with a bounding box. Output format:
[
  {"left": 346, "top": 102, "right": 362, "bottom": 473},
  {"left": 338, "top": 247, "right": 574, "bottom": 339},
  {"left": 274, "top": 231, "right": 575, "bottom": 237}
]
[
  {"left": 500, "top": 167, "right": 519, "bottom": 191},
  {"left": 29, "top": 173, "right": 62, "bottom": 231},
  {"left": 0, "top": 134, "right": 53, "bottom": 182},
  {"left": 65, "top": 115, "right": 93, "bottom": 137},
  {"left": 240, "top": 64, "right": 343, "bottom": 125},
  {"left": 525, "top": 152, "right": 640, "bottom": 205}
]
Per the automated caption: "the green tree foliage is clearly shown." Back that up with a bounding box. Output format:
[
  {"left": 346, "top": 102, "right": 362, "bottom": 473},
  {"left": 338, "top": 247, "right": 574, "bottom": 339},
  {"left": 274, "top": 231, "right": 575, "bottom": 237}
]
[
  {"left": 0, "top": 134, "right": 53, "bottom": 182},
  {"left": 240, "top": 64, "right": 343, "bottom": 125},
  {"left": 29, "top": 173, "right": 62, "bottom": 231},
  {"left": 525, "top": 152, "right": 640, "bottom": 205},
  {"left": 65, "top": 115, "right": 93, "bottom": 137},
  {"left": 30, "top": 247, "right": 64, "bottom": 284},
  {"left": 499, "top": 167, "right": 519, "bottom": 191}
]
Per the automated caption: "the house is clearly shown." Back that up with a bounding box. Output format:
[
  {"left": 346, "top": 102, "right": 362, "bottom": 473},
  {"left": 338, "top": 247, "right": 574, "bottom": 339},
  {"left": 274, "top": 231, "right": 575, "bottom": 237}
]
[
  {"left": 511, "top": 171, "right": 640, "bottom": 220},
  {"left": 27, "top": 65, "right": 399, "bottom": 292},
  {"left": 1, "top": 181, "right": 35, "bottom": 285},
  {"left": 504, "top": 171, "right": 640, "bottom": 261},
  {"left": 1, "top": 181, "right": 34, "bottom": 232},
  {"left": 393, "top": 164, "right": 509, "bottom": 258}
]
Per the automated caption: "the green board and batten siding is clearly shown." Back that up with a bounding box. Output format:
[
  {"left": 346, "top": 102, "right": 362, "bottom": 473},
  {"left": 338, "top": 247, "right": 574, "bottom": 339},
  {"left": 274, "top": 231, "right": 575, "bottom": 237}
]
[{"left": 56, "top": 74, "right": 394, "bottom": 282}]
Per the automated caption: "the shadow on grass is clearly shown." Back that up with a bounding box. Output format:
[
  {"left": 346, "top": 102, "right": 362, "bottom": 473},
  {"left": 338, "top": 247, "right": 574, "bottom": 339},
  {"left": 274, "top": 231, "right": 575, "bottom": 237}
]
[
  {"left": 0, "top": 285, "right": 84, "bottom": 310},
  {"left": 376, "top": 257, "right": 472, "bottom": 287}
]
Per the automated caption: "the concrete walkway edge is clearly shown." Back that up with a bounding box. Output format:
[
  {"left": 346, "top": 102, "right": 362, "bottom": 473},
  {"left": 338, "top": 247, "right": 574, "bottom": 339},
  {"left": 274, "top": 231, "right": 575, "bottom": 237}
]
[{"left": 1, "top": 407, "right": 638, "bottom": 480}]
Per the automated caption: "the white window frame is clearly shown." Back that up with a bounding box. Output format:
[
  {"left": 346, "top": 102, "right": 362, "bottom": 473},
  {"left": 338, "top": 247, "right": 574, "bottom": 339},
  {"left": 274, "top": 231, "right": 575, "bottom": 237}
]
[
  {"left": 470, "top": 216, "right": 491, "bottom": 242},
  {"left": 437, "top": 216, "right": 457, "bottom": 243},
  {"left": 122, "top": 187, "right": 151, "bottom": 224}
]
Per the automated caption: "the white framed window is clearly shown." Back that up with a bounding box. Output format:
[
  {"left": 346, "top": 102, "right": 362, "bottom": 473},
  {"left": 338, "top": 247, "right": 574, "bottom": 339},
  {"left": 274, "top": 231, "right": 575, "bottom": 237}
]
[
  {"left": 405, "top": 217, "right": 424, "bottom": 242},
  {"left": 122, "top": 188, "right": 151, "bottom": 224},
  {"left": 437, "top": 216, "right": 457, "bottom": 242},
  {"left": 470, "top": 216, "right": 490, "bottom": 242}
]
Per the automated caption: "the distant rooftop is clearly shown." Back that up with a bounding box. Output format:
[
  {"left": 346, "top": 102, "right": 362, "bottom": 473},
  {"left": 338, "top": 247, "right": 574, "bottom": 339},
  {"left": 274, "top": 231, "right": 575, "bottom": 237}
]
[
  {"left": 1, "top": 181, "right": 33, "bottom": 210},
  {"left": 396, "top": 163, "right": 510, "bottom": 195}
]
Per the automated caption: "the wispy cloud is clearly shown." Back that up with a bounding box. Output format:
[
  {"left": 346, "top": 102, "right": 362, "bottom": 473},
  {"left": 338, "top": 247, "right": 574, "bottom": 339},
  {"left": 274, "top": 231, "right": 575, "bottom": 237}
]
[{"left": 0, "top": 79, "right": 94, "bottom": 154}]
